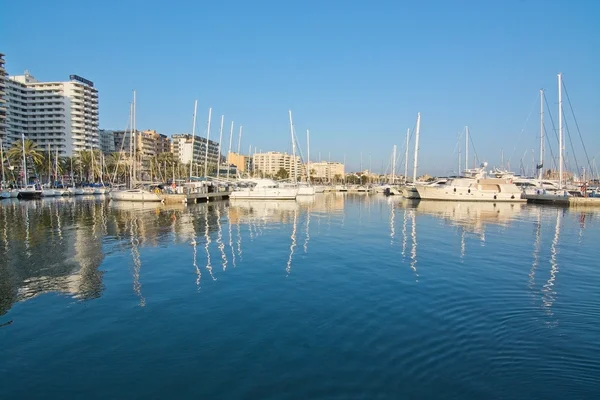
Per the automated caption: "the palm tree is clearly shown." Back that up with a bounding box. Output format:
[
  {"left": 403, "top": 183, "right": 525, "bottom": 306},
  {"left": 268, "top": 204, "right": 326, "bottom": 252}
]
[{"left": 7, "top": 139, "right": 44, "bottom": 183}]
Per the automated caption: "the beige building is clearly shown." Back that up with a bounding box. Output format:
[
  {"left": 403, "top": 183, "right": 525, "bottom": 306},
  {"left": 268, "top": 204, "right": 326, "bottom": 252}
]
[
  {"left": 227, "top": 152, "right": 251, "bottom": 173},
  {"left": 253, "top": 151, "right": 302, "bottom": 179},
  {"left": 308, "top": 161, "right": 345, "bottom": 182}
]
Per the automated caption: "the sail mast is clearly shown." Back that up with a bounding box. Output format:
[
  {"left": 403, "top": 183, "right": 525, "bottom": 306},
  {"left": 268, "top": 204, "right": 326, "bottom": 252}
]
[
  {"left": 227, "top": 121, "right": 234, "bottom": 179},
  {"left": 203, "top": 107, "right": 212, "bottom": 177},
  {"left": 465, "top": 126, "right": 469, "bottom": 171},
  {"left": 558, "top": 73, "right": 563, "bottom": 189},
  {"left": 133, "top": 90, "right": 136, "bottom": 186},
  {"left": 306, "top": 129, "right": 310, "bottom": 183},
  {"left": 404, "top": 129, "right": 409, "bottom": 184},
  {"left": 412, "top": 112, "right": 421, "bottom": 183},
  {"left": 189, "top": 100, "right": 198, "bottom": 179},
  {"left": 22, "top": 134, "right": 27, "bottom": 186},
  {"left": 0, "top": 138, "right": 5, "bottom": 184},
  {"left": 392, "top": 145, "right": 396, "bottom": 185},
  {"left": 217, "top": 114, "right": 224, "bottom": 178},
  {"left": 539, "top": 89, "right": 544, "bottom": 180},
  {"left": 288, "top": 110, "right": 296, "bottom": 182}
]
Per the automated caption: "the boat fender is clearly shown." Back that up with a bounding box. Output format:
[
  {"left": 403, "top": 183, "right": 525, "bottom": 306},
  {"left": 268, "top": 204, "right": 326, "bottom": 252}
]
[
  {"left": 511, "top": 195, "right": 515, "bottom": 199},
  {"left": 468, "top": 189, "right": 471, "bottom": 194},
  {"left": 494, "top": 195, "right": 497, "bottom": 200},
  {"left": 453, "top": 188, "right": 456, "bottom": 193}
]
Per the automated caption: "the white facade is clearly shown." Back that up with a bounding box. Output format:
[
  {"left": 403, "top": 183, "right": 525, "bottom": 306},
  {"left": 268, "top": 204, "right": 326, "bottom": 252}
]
[
  {"left": 253, "top": 151, "right": 302, "bottom": 179},
  {"left": 308, "top": 161, "right": 345, "bottom": 182},
  {"left": 3, "top": 68, "right": 99, "bottom": 156},
  {"left": 172, "top": 134, "right": 221, "bottom": 170}
]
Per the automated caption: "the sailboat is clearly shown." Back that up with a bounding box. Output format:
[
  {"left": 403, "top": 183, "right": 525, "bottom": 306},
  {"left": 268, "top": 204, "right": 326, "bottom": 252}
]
[
  {"left": 17, "top": 134, "right": 42, "bottom": 199},
  {"left": 403, "top": 113, "right": 421, "bottom": 199},
  {"left": 0, "top": 138, "right": 10, "bottom": 199},
  {"left": 523, "top": 74, "right": 571, "bottom": 204},
  {"left": 110, "top": 91, "right": 162, "bottom": 203}
]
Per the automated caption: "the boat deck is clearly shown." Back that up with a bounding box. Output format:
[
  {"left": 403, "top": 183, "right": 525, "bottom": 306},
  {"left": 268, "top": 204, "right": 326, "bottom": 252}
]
[{"left": 160, "top": 191, "right": 230, "bottom": 204}]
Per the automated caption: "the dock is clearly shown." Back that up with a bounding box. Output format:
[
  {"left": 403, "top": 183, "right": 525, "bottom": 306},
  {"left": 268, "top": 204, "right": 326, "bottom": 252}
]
[
  {"left": 160, "top": 191, "right": 230, "bottom": 204},
  {"left": 569, "top": 197, "right": 600, "bottom": 207}
]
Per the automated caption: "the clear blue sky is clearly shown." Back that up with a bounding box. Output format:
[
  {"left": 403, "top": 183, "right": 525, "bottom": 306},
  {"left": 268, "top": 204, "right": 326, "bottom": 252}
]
[{"left": 2, "top": 0, "right": 599, "bottom": 175}]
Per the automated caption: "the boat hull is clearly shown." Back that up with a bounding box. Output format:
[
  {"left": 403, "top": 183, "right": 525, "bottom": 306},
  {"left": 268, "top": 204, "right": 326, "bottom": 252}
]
[
  {"left": 230, "top": 188, "right": 298, "bottom": 200},
  {"left": 0, "top": 191, "right": 10, "bottom": 199},
  {"left": 297, "top": 186, "right": 316, "bottom": 196},
  {"left": 416, "top": 185, "right": 526, "bottom": 202},
  {"left": 403, "top": 186, "right": 420, "bottom": 199},
  {"left": 19, "top": 190, "right": 42, "bottom": 199},
  {"left": 110, "top": 190, "right": 163, "bottom": 202}
]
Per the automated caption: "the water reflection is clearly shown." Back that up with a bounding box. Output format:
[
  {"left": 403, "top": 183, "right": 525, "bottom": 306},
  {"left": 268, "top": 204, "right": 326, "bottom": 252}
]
[{"left": 1, "top": 194, "right": 597, "bottom": 319}]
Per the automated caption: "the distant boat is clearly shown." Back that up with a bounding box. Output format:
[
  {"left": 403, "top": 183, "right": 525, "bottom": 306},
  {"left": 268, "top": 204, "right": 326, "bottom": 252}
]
[
  {"left": 19, "top": 184, "right": 42, "bottom": 199},
  {"left": 230, "top": 179, "right": 298, "bottom": 200},
  {"left": 110, "top": 188, "right": 162, "bottom": 202}
]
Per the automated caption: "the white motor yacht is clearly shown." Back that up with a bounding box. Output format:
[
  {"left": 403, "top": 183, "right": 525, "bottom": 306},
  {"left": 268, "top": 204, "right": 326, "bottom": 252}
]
[
  {"left": 230, "top": 179, "right": 298, "bottom": 200},
  {"left": 68, "top": 187, "right": 85, "bottom": 196},
  {"left": 416, "top": 163, "right": 525, "bottom": 202}
]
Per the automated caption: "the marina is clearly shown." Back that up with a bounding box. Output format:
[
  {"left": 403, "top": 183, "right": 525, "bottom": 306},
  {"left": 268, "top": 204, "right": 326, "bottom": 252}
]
[{"left": 1, "top": 193, "right": 599, "bottom": 399}]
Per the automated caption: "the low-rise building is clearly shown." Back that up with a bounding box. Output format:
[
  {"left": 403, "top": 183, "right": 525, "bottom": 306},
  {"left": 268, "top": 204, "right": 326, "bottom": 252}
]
[{"left": 307, "top": 161, "right": 345, "bottom": 182}]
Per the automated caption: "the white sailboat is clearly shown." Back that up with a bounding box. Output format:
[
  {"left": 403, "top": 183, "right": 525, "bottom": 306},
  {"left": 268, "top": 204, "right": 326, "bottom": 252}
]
[
  {"left": 110, "top": 91, "right": 162, "bottom": 203},
  {"left": 403, "top": 113, "right": 421, "bottom": 199},
  {"left": 17, "top": 134, "right": 42, "bottom": 199},
  {"left": 523, "top": 76, "right": 571, "bottom": 204}
]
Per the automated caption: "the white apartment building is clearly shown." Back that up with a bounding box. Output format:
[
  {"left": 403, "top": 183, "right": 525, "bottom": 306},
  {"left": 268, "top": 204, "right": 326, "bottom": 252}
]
[
  {"left": 2, "top": 59, "right": 99, "bottom": 156},
  {"left": 308, "top": 161, "right": 345, "bottom": 182},
  {"left": 171, "top": 134, "right": 221, "bottom": 171},
  {"left": 99, "top": 129, "right": 116, "bottom": 154},
  {"left": 253, "top": 151, "right": 303, "bottom": 179}
]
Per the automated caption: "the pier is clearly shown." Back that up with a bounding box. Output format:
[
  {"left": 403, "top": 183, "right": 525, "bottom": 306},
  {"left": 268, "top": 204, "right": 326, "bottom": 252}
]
[{"left": 568, "top": 197, "right": 600, "bottom": 207}]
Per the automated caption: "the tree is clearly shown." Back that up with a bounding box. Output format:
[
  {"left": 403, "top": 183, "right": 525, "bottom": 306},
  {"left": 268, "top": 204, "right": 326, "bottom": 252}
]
[
  {"left": 275, "top": 167, "right": 289, "bottom": 180},
  {"left": 333, "top": 174, "right": 342, "bottom": 184},
  {"left": 7, "top": 139, "right": 44, "bottom": 167}
]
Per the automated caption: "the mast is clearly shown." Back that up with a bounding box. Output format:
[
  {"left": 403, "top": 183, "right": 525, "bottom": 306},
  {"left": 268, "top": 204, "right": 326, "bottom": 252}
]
[
  {"left": 558, "top": 73, "right": 563, "bottom": 189},
  {"left": 217, "top": 114, "right": 224, "bottom": 178},
  {"left": 129, "top": 101, "right": 133, "bottom": 188},
  {"left": 0, "top": 138, "right": 5, "bottom": 184},
  {"left": 48, "top": 142, "right": 51, "bottom": 186},
  {"left": 306, "top": 129, "right": 311, "bottom": 183},
  {"left": 237, "top": 125, "right": 242, "bottom": 154},
  {"left": 22, "top": 133, "right": 27, "bottom": 186},
  {"left": 132, "top": 90, "right": 137, "bottom": 187},
  {"left": 227, "top": 121, "right": 234, "bottom": 179},
  {"left": 404, "top": 128, "right": 409, "bottom": 184},
  {"left": 539, "top": 89, "right": 544, "bottom": 180},
  {"left": 55, "top": 148, "right": 59, "bottom": 186},
  {"left": 189, "top": 100, "right": 198, "bottom": 179},
  {"left": 392, "top": 145, "right": 397, "bottom": 185},
  {"left": 203, "top": 107, "right": 212, "bottom": 177},
  {"left": 465, "top": 126, "right": 469, "bottom": 171},
  {"left": 288, "top": 110, "right": 296, "bottom": 182},
  {"left": 412, "top": 112, "right": 421, "bottom": 184}
]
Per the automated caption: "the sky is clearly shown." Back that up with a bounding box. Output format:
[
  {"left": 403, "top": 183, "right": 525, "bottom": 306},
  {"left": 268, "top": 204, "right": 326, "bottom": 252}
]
[{"left": 1, "top": 0, "right": 599, "bottom": 175}]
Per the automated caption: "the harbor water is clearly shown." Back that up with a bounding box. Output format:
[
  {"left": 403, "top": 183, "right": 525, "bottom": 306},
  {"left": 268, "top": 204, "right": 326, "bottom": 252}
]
[{"left": 1, "top": 194, "right": 599, "bottom": 399}]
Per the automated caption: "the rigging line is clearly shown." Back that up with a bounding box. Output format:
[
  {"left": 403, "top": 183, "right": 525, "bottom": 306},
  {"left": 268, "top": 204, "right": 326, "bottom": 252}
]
[
  {"left": 507, "top": 93, "right": 538, "bottom": 164},
  {"left": 543, "top": 93, "right": 560, "bottom": 143},
  {"left": 468, "top": 130, "right": 480, "bottom": 167},
  {"left": 562, "top": 79, "right": 594, "bottom": 175},
  {"left": 562, "top": 110, "right": 581, "bottom": 177},
  {"left": 543, "top": 123, "right": 557, "bottom": 171}
]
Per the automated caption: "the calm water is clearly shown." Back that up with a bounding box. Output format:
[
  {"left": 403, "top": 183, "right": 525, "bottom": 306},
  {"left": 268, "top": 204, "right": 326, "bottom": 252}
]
[{"left": 1, "top": 194, "right": 599, "bottom": 399}]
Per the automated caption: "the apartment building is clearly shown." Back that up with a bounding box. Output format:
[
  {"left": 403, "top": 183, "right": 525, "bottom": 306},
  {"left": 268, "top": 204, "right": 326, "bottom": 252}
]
[
  {"left": 307, "top": 161, "right": 345, "bottom": 182},
  {"left": 99, "top": 129, "right": 115, "bottom": 153},
  {"left": 172, "top": 133, "right": 221, "bottom": 172},
  {"left": 227, "top": 152, "right": 252, "bottom": 173},
  {"left": 1, "top": 56, "right": 99, "bottom": 156},
  {"left": 253, "top": 151, "right": 302, "bottom": 179}
]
